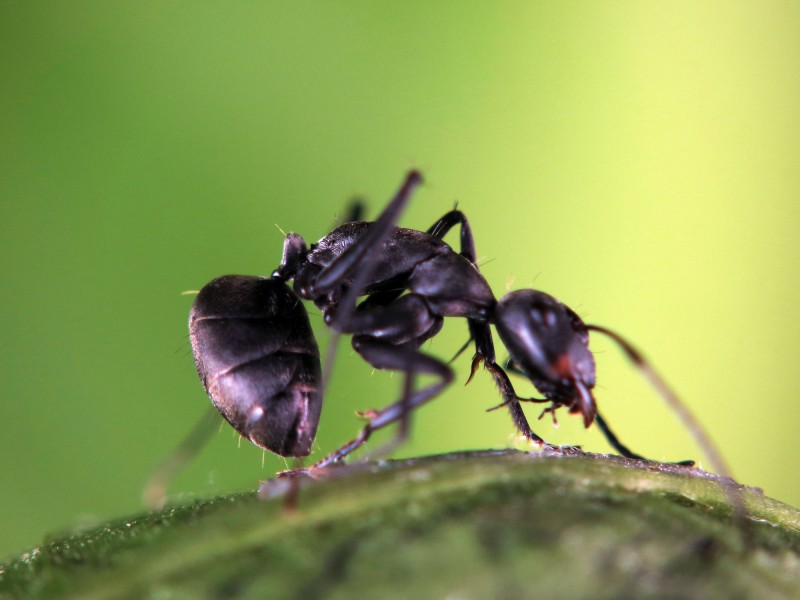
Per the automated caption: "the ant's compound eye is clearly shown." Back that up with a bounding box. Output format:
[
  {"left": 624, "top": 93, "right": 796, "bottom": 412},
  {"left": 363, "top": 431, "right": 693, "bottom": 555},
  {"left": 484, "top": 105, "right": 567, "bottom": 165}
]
[{"left": 531, "top": 307, "right": 558, "bottom": 328}]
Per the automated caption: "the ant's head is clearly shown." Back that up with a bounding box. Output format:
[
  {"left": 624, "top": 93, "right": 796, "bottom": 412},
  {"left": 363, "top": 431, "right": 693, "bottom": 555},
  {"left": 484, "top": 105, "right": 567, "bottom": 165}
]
[
  {"left": 495, "top": 289, "right": 597, "bottom": 427},
  {"left": 272, "top": 233, "right": 308, "bottom": 281}
]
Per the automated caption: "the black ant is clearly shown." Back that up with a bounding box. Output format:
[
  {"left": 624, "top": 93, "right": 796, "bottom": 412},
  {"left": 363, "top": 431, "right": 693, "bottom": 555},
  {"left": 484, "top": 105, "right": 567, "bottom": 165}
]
[{"left": 145, "top": 170, "right": 730, "bottom": 505}]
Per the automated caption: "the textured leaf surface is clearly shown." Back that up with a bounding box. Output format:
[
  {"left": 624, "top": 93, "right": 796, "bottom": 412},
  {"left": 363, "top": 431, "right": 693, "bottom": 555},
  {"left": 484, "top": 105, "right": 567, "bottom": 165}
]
[{"left": 2, "top": 450, "right": 799, "bottom": 599}]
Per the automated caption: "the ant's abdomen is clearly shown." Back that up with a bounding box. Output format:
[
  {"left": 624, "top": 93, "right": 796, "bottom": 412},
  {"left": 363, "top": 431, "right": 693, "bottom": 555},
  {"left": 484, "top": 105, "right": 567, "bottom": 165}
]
[{"left": 189, "top": 276, "right": 322, "bottom": 457}]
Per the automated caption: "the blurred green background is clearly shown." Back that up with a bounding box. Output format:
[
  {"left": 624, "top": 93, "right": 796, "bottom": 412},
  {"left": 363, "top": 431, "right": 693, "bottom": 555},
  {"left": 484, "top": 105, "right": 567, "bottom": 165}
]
[{"left": 1, "top": 2, "right": 798, "bottom": 561}]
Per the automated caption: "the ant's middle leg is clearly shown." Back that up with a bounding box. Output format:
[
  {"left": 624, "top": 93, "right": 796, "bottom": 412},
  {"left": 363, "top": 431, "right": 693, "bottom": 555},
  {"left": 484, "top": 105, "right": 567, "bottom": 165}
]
[
  {"left": 427, "top": 209, "right": 478, "bottom": 264},
  {"left": 424, "top": 210, "right": 550, "bottom": 449}
]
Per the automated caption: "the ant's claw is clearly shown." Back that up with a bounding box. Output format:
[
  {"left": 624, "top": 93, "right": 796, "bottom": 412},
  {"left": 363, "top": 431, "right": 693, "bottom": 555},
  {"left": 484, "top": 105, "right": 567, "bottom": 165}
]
[{"left": 465, "top": 355, "right": 483, "bottom": 385}]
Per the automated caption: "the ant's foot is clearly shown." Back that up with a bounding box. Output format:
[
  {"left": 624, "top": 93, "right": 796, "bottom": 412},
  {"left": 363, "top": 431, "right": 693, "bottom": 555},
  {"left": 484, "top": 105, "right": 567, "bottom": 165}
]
[
  {"left": 539, "top": 444, "right": 585, "bottom": 457},
  {"left": 258, "top": 465, "right": 329, "bottom": 499},
  {"left": 276, "top": 465, "right": 329, "bottom": 480},
  {"left": 623, "top": 455, "right": 696, "bottom": 468}
]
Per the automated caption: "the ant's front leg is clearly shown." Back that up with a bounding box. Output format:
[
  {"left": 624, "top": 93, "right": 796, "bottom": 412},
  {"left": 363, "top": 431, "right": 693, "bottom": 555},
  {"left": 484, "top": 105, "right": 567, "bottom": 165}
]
[
  {"left": 503, "top": 335, "right": 693, "bottom": 465},
  {"left": 469, "top": 320, "right": 552, "bottom": 449}
]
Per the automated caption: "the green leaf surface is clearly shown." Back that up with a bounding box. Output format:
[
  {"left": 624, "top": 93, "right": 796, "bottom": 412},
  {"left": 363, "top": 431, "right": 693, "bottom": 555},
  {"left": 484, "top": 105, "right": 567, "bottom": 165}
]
[{"left": 2, "top": 450, "right": 799, "bottom": 599}]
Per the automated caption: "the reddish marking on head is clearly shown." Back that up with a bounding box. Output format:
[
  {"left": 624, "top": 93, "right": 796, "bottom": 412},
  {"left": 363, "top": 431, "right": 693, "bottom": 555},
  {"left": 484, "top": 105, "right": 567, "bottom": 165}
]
[
  {"left": 553, "top": 352, "right": 596, "bottom": 428},
  {"left": 553, "top": 352, "right": 574, "bottom": 378}
]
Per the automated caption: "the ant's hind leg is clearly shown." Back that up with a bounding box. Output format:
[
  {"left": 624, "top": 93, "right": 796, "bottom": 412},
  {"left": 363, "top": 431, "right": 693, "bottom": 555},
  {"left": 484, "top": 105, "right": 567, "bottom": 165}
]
[
  {"left": 302, "top": 290, "right": 445, "bottom": 471},
  {"left": 314, "top": 338, "right": 454, "bottom": 468}
]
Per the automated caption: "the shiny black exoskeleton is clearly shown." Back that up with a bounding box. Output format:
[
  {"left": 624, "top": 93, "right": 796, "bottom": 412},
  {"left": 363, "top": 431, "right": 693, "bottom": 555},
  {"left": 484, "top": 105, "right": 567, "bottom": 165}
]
[
  {"left": 494, "top": 290, "right": 598, "bottom": 427},
  {"left": 190, "top": 275, "right": 321, "bottom": 456},
  {"left": 270, "top": 171, "right": 539, "bottom": 466},
  {"left": 189, "top": 170, "right": 703, "bottom": 470}
]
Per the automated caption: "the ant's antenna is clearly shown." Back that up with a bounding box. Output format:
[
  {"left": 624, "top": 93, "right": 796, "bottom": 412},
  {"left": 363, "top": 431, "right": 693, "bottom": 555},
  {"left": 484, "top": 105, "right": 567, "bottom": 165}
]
[
  {"left": 587, "top": 325, "right": 731, "bottom": 477},
  {"left": 586, "top": 324, "right": 750, "bottom": 538}
]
